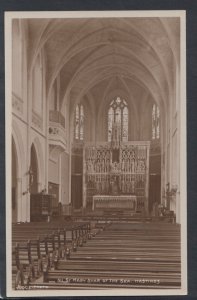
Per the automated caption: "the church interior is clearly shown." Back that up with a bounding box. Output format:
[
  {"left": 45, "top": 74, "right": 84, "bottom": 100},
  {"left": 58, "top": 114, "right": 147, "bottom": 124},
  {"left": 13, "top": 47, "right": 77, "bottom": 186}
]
[{"left": 11, "top": 16, "right": 183, "bottom": 290}]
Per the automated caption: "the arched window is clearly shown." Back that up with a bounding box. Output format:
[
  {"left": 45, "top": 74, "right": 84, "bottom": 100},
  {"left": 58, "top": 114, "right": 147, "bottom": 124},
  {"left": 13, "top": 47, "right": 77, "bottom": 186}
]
[
  {"left": 152, "top": 104, "right": 160, "bottom": 140},
  {"left": 75, "top": 104, "right": 84, "bottom": 141},
  {"left": 108, "top": 97, "right": 128, "bottom": 142}
]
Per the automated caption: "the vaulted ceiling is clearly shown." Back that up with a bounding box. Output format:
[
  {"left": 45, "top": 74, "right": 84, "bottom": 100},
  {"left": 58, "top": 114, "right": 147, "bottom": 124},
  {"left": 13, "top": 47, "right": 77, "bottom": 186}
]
[{"left": 27, "top": 17, "right": 180, "bottom": 113}]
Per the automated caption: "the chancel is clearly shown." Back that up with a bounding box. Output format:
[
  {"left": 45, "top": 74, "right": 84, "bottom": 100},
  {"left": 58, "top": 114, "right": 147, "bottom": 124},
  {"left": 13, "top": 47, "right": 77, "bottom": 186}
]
[
  {"left": 10, "top": 14, "right": 184, "bottom": 292},
  {"left": 83, "top": 126, "right": 149, "bottom": 214}
]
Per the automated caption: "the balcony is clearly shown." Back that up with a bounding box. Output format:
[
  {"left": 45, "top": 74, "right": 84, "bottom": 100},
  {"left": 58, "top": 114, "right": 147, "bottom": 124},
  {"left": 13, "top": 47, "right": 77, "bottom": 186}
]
[{"left": 48, "top": 111, "right": 67, "bottom": 160}]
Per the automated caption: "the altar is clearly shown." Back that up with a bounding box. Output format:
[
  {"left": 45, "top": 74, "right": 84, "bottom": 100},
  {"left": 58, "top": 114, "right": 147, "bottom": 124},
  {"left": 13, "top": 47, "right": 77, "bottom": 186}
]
[{"left": 92, "top": 195, "right": 137, "bottom": 212}]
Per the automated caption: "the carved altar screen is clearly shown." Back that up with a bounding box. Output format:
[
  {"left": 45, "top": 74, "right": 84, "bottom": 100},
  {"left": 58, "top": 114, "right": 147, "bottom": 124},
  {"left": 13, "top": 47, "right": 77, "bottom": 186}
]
[{"left": 83, "top": 141, "right": 150, "bottom": 213}]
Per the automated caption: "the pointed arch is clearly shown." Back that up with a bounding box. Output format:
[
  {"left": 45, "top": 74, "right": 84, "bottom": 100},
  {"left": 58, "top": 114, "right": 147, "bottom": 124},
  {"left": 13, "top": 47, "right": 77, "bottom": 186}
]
[
  {"left": 31, "top": 137, "right": 44, "bottom": 192},
  {"left": 12, "top": 120, "right": 24, "bottom": 178}
]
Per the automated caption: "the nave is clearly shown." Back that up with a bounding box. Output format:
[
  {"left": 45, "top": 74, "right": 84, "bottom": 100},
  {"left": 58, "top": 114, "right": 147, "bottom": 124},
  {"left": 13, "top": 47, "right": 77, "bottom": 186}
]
[
  {"left": 12, "top": 219, "right": 181, "bottom": 290},
  {"left": 10, "top": 14, "right": 185, "bottom": 294}
]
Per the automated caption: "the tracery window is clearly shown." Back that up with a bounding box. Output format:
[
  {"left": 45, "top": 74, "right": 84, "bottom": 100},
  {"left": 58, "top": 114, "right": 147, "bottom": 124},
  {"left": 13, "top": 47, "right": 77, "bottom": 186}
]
[
  {"left": 108, "top": 97, "right": 128, "bottom": 142},
  {"left": 152, "top": 104, "right": 160, "bottom": 140},
  {"left": 75, "top": 104, "right": 84, "bottom": 140}
]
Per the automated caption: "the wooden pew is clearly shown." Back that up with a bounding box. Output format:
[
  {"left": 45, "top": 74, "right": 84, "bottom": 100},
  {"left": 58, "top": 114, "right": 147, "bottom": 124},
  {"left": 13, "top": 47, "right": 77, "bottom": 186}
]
[
  {"left": 12, "top": 221, "right": 92, "bottom": 289},
  {"left": 40, "top": 222, "right": 181, "bottom": 289},
  {"left": 14, "top": 220, "right": 174, "bottom": 290}
]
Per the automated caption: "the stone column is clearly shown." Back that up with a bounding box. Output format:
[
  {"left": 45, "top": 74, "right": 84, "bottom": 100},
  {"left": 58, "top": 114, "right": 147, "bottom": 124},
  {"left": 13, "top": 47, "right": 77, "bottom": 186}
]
[
  {"left": 58, "top": 154, "right": 62, "bottom": 203},
  {"left": 83, "top": 146, "right": 86, "bottom": 208},
  {"left": 16, "top": 177, "right": 22, "bottom": 222}
]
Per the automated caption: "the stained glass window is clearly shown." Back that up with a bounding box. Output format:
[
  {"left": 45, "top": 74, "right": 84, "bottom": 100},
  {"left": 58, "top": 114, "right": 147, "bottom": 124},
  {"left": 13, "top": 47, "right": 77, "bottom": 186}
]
[
  {"left": 122, "top": 106, "right": 128, "bottom": 142},
  {"left": 108, "top": 97, "right": 128, "bottom": 142},
  {"left": 75, "top": 104, "right": 84, "bottom": 141},
  {"left": 152, "top": 104, "right": 160, "bottom": 140},
  {"left": 79, "top": 105, "right": 84, "bottom": 140},
  {"left": 108, "top": 107, "right": 113, "bottom": 142}
]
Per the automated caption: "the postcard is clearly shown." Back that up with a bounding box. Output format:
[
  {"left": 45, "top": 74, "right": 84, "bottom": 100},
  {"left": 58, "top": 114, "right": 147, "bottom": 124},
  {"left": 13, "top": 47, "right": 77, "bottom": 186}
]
[{"left": 5, "top": 10, "right": 187, "bottom": 297}]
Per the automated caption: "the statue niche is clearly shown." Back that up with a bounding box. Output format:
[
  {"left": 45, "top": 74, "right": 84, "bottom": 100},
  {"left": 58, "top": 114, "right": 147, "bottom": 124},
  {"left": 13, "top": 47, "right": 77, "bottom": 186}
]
[{"left": 110, "top": 175, "right": 119, "bottom": 195}]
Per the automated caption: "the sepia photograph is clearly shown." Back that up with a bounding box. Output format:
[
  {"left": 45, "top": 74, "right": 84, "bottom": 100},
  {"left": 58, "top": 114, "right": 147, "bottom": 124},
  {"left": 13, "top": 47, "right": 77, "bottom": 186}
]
[{"left": 5, "top": 10, "right": 187, "bottom": 297}]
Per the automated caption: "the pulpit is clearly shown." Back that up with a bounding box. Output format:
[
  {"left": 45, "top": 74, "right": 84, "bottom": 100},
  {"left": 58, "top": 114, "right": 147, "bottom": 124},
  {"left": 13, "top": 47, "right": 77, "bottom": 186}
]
[{"left": 30, "top": 193, "right": 57, "bottom": 221}]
